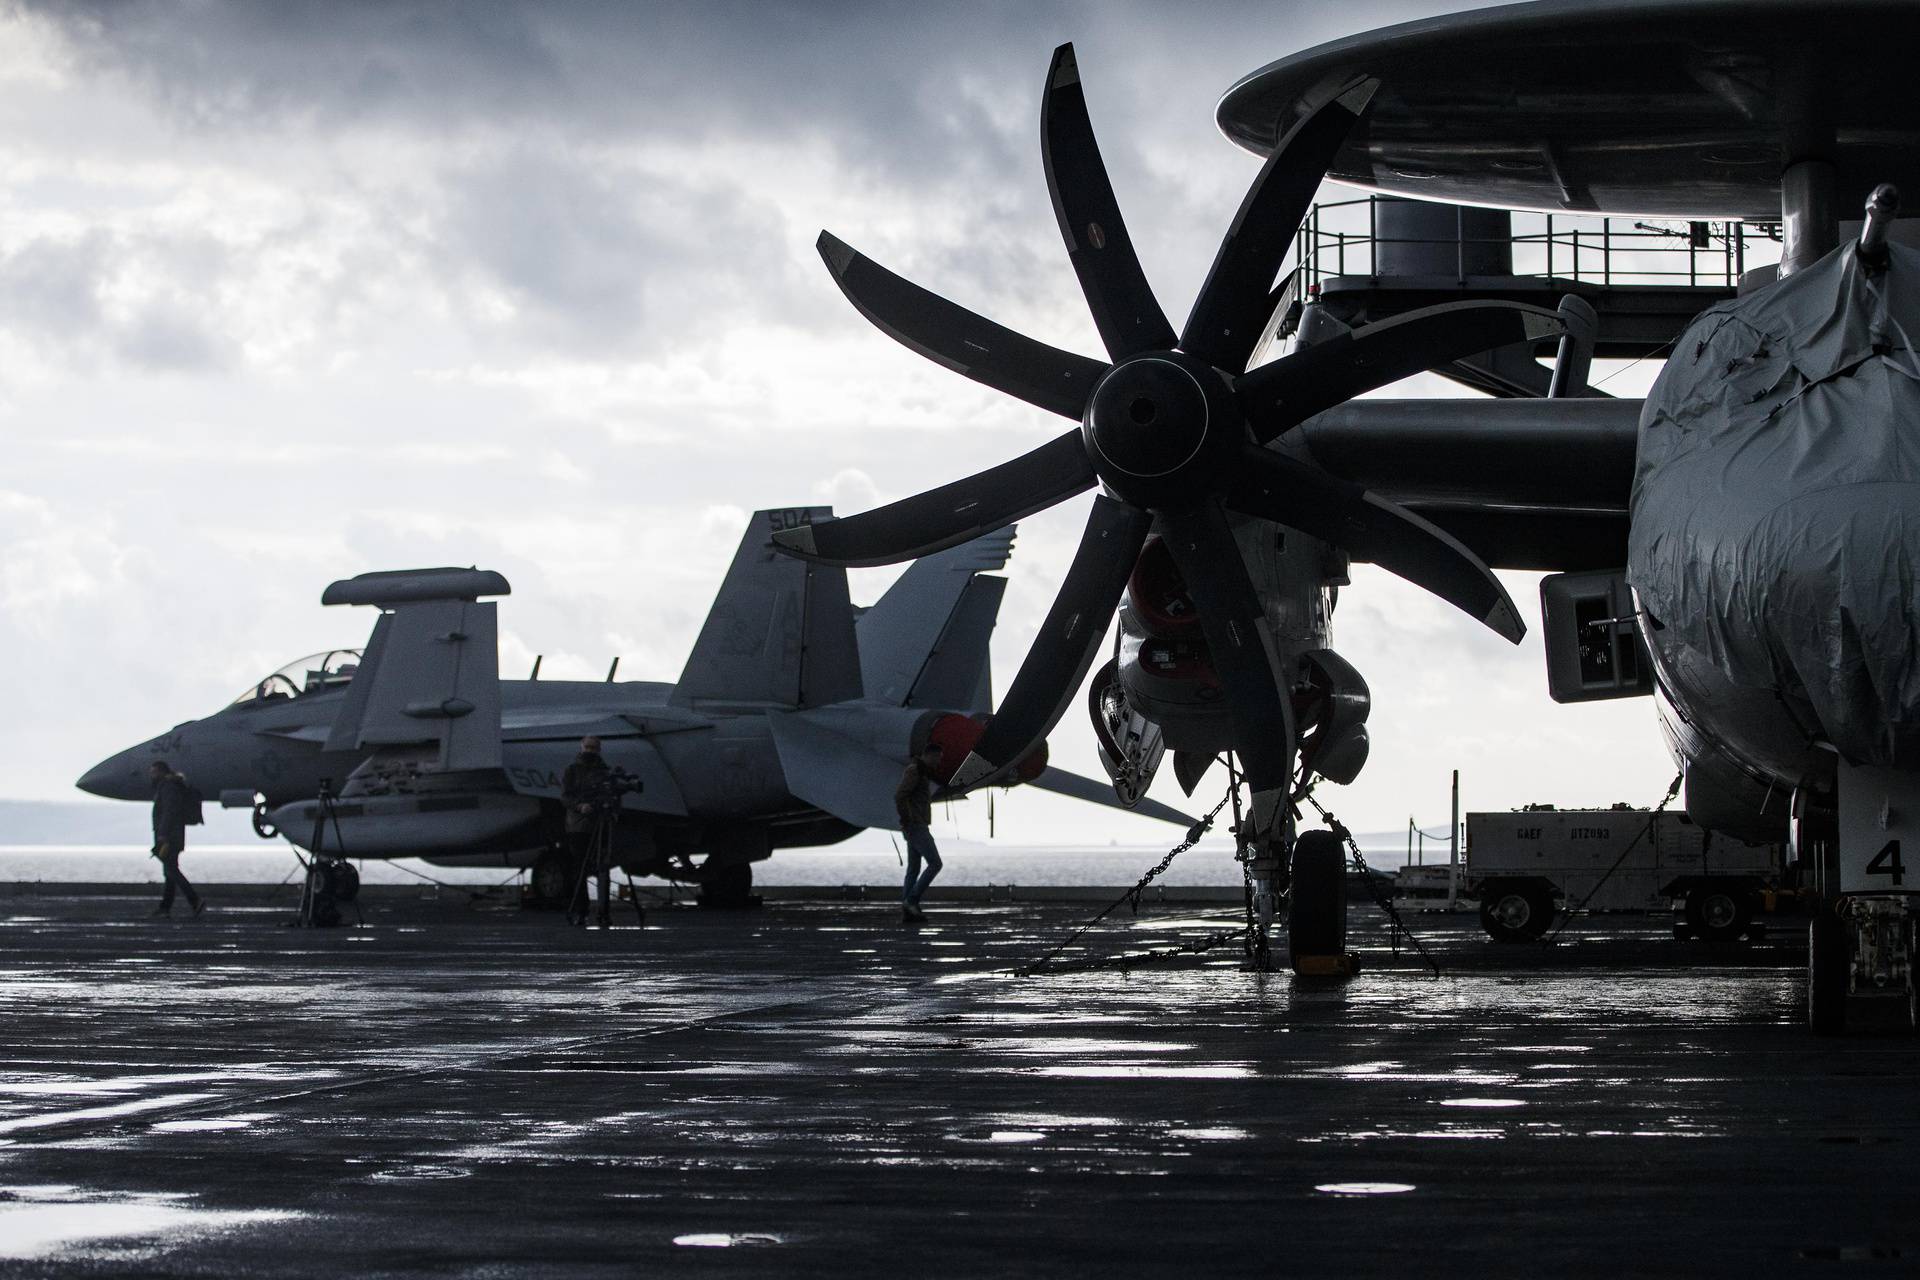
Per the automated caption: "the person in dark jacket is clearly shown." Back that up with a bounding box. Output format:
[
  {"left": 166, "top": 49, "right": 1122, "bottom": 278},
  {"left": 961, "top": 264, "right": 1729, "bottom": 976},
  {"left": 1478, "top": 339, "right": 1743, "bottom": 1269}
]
[
  {"left": 560, "top": 736, "right": 612, "bottom": 926},
  {"left": 894, "top": 744, "right": 945, "bottom": 921},
  {"left": 148, "top": 760, "right": 204, "bottom": 917}
]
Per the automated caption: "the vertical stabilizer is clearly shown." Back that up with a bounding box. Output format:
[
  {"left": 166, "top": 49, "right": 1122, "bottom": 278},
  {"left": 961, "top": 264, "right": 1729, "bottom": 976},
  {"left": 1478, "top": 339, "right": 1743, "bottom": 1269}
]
[
  {"left": 673, "top": 507, "right": 863, "bottom": 708},
  {"left": 856, "top": 526, "right": 1013, "bottom": 711}
]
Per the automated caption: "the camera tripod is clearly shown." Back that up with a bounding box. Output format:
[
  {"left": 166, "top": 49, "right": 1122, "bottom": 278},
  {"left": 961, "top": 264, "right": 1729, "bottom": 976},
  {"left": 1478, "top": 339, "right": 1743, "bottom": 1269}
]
[
  {"left": 294, "top": 779, "right": 362, "bottom": 929},
  {"left": 568, "top": 806, "right": 646, "bottom": 929}
]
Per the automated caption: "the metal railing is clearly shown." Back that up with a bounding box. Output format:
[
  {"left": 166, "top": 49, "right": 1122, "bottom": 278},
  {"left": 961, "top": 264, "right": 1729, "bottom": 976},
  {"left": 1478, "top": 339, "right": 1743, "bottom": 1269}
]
[{"left": 1298, "top": 195, "right": 1784, "bottom": 291}]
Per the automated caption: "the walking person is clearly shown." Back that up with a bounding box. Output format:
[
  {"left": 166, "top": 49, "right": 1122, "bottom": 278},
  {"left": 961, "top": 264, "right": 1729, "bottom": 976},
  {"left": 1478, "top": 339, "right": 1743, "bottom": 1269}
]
[
  {"left": 895, "top": 744, "right": 945, "bottom": 921},
  {"left": 561, "top": 736, "right": 613, "bottom": 926},
  {"left": 148, "top": 760, "right": 204, "bottom": 917}
]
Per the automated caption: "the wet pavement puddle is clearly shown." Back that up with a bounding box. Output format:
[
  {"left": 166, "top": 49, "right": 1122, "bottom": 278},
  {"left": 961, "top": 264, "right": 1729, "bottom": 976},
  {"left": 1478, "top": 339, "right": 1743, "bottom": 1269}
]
[
  {"left": 1033, "top": 1063, "right": 1256, "bottom": 1079},
  {"left": 0, "top": 1186, "right": 297, "bottom": 1261},
  {"left": 2, "top": 892, "right": 1915, "bottom": 1274}
]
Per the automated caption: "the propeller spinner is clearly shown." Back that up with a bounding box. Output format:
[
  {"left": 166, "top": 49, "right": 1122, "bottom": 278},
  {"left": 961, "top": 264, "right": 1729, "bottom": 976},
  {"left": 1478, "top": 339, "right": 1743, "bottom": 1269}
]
[{"left": 775, "top": 43, "right": 1561, "bottom": 848}]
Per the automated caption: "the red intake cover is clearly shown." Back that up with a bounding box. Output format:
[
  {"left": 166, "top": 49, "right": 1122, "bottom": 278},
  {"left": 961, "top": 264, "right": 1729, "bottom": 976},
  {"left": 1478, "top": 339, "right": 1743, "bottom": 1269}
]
[
  {"left": 1127, "top": 536, "right": 1200, "bottom": 636},
  {"left": 924, "top": 713, "right": 1048, "bottom": 785}
]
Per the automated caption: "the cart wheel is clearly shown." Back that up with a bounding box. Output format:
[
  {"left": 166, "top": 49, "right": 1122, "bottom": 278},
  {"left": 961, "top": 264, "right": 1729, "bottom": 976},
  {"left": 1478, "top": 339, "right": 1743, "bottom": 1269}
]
[
  {"left": 1479, "top": 882, "right": 1553, "bottom": 943},
  {"left": 1808, "top": 911, "right": 1848, "bottom": 1035},
  {"left": 1287, "top": 831, "right": 1348, "bottom": 962},
  {"left": 1685, "top": 885, "right": 1752, "bottom": 944}
]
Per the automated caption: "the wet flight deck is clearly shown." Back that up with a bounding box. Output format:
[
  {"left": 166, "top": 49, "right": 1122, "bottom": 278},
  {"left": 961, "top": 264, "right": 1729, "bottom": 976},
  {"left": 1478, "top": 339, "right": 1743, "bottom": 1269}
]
[{"left": 0, "top": 884, "right": 1912, "bottom": 1275}]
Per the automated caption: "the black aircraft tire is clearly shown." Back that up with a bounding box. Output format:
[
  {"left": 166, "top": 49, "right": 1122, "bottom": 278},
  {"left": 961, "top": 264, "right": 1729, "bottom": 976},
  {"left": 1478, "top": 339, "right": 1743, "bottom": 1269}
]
[
  {"left": 529, "top": 850, "right": 572, "bottom": 908},
  {"left": 700, "top": 862, "right": 755, "bottom": 910},
  {"left": 1808, "top": 911, "right": 1849, "bottom": 1036},
  {"left": 1287, "top": 831, "right": 1347, "bottom": 959},
  {"left": 1479, "top": 882, "right": 1554, "bottom": 944},
  {"left": 330, "top": 861, "right": 360, "bottom": 903},
  {"left": 1685, "top": 885, "right": 1751, "bottom": 944}
]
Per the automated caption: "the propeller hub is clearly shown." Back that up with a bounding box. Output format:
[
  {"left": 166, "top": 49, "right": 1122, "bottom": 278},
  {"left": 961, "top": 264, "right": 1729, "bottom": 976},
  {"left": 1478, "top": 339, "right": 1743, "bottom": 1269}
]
[{"left": 1082, "top": 353, "right": 1238, "bottom": 506}]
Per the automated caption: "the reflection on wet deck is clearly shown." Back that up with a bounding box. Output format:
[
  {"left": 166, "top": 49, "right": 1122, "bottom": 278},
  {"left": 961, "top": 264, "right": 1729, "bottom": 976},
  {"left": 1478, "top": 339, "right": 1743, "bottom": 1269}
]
[{"left": 0, "top": 888, "right": 1912, "bottom": 1274}]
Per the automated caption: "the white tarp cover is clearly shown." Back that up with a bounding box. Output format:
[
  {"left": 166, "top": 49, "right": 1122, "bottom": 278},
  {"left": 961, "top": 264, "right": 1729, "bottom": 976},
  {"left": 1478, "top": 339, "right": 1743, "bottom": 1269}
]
[{"left": 1630, "top": 242, "right": 1920, "bottom": 765}]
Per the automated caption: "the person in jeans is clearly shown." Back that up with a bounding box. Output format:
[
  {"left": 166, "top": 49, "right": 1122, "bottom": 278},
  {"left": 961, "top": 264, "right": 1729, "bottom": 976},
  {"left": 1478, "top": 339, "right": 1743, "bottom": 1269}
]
[{"left": 894, "top": 744, "right": 945, "bottom": 921}]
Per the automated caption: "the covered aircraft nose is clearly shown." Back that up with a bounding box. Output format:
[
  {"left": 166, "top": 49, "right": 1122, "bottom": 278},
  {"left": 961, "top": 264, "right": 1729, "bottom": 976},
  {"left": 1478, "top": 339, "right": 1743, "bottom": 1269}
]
[{"left": 76, "top": 744, "right": 165, "bottom": 800}]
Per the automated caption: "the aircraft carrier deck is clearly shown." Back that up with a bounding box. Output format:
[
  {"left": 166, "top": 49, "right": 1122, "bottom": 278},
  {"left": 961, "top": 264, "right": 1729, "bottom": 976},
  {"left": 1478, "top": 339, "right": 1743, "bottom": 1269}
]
[{"left": 1, "top": 883, "right": 1912, "bottom": 1276}]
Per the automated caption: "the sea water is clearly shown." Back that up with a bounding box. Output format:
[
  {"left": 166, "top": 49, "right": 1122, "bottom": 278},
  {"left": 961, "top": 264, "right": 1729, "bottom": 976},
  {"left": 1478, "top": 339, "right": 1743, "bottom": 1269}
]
[{"left": 0, "top": 839, "right": 1422, "bottom": 889}]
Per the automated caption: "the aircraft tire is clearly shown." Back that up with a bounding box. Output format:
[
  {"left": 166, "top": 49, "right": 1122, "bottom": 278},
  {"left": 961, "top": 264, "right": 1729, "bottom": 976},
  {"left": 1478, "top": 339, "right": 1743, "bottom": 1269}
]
[
  {"left": 699, "top": 861, "right": 757, "bottom": 910},
  {"left": 1478, "top": 881, "right": 1553, "bottom": 943},
  {"left": 1808, "top": 910, "right": 1849, "bottom": 1035},
  {"left": 1684, "top": 884, "right": 1751, "bottom": 944},
  {"left": 329, "top": 860, "right": 360, "bottom": 903},
  {"left": 1287, "top": 831, "right": 1347, "bottom": 960},
  {"left": 529, "top": 849, "right": 571, "bottom": 908}
]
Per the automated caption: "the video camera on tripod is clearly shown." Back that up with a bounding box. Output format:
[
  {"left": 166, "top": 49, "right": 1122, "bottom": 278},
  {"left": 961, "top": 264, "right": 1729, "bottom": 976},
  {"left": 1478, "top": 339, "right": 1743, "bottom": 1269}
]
[{"left": 576, "top": 765, "right": 645, "bottom": 819}]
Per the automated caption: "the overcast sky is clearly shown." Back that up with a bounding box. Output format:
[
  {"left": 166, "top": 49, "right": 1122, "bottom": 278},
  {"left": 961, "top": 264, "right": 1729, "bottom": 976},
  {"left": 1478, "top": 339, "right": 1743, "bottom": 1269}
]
[{"left": 4, "top": 0, "right": 1684, "bottom": 848}]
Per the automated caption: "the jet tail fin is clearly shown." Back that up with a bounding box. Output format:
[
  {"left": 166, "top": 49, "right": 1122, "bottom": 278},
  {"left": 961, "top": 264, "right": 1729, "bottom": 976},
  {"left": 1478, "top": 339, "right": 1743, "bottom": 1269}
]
[
  {"left": 857, "top": 526, "right": 1013, "bottom": 711},
  {"left": 672, "top": 507, "right": 863, "bottom": 709},
  {"left": 320, "top": 568, "right": 509, "bottom": 771}
]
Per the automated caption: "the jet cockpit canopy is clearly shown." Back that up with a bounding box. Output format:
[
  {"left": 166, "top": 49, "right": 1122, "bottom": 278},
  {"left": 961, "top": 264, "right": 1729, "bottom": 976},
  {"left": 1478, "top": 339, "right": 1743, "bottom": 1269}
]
[{"left": 231, "top": 649, "right": 362, "bottom": 706}]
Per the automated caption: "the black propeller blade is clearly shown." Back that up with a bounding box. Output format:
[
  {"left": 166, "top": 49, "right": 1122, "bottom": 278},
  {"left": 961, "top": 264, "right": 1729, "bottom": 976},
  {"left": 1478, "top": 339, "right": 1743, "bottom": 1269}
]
[
  {"left": 1158, "top": 503, "right": 1297, "bottom": 830},
  {"left": 1180, "top": 76, "right": 1378, "bottom": 374},
  {"left": 1041, "top": 43, "right": 1177, "bottom": 360},
  {"left": 772, "top": 431, "right": 1096, "bottom": 568},
  {"left": 818, "top": 232, "right": 1107, "bottom": 421},
  {"left": 1238, "top": 300, "right": 1564, "bottom": 444},
  {"left": 1224, "top": 445, "right": 1525, "bottom": 642},
  {"left": 947, "top": 496, "right": 1152, "bottom": 789}
]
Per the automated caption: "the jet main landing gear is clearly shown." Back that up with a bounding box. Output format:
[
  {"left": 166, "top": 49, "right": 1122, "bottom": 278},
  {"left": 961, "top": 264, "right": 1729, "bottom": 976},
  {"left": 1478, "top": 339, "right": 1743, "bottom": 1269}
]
[
  {"left": 698, "top": 861, "right": 760, "bottom": 910},
  {"left": 1808, "top": 895, "right": 1919, "bottom": 1035},
  {"left": 1806, "top": 764, "right": 1920, "bottom": 1033}
]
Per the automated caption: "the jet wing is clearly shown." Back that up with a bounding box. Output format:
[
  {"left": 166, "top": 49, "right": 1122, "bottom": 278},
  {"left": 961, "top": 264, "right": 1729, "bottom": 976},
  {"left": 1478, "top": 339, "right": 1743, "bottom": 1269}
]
[
  {"left": 320, "top": 569, "right": 508, "bottom": 771},
  {"left": 498, "top": 713, "right": 711, "bottom": 742},
  {"left": 766, "top": 710, "right": 904, "bottom": 831},
  {"left": 768, "top": 711, "right": 1198, "bottom": 832}
]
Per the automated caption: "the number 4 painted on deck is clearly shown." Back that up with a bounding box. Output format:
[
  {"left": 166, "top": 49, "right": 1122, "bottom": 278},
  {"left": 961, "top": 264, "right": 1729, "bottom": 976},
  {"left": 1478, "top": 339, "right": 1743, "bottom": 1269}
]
[{"left": 1866, "top": 839, "right": 1905, "bottom": 885}]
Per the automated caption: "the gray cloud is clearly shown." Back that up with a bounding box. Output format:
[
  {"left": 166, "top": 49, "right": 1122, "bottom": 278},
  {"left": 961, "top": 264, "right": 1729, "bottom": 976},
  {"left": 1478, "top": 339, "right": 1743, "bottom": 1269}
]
[
  {"left": 113, "top": 302, "right": 231, "bottom": 371},
  {"left": 0, "top": 232, "right": 109, "bottom": 338},
  {"left": 16, "top": 2, "right": 1454, "bottom": 181}
]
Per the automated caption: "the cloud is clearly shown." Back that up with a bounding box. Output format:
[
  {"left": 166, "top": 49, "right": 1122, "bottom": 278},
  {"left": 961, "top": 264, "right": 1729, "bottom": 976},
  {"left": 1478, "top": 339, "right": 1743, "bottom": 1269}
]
[
  {"left": 0, "top": 0, "right": 1687, "bottom": 846},
  {"left": 0, "top": 232, "right": 109, "bottom": 337}
]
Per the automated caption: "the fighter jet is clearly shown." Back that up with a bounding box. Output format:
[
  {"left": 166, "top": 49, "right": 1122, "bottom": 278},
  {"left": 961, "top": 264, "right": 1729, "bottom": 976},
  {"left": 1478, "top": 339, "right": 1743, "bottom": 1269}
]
[
  {"left": 78, "top": 508, "right": 1189, "bottom": 905},
  {"left": 771, "top": 0, "right": 1920, "bottom": 1028}
]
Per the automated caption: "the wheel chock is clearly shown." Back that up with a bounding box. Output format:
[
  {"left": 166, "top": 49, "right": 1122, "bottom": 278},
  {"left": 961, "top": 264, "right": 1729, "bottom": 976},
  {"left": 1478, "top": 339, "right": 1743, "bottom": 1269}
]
[{"left": 1291, "top": 952, "right": 1362, "bottom": 977}]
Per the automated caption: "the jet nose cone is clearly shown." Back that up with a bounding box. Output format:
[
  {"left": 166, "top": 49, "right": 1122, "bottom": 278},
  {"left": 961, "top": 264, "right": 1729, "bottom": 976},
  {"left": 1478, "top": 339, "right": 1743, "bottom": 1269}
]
[{"left": 76, "top": 751, "right": 149, "bottom": 800}]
